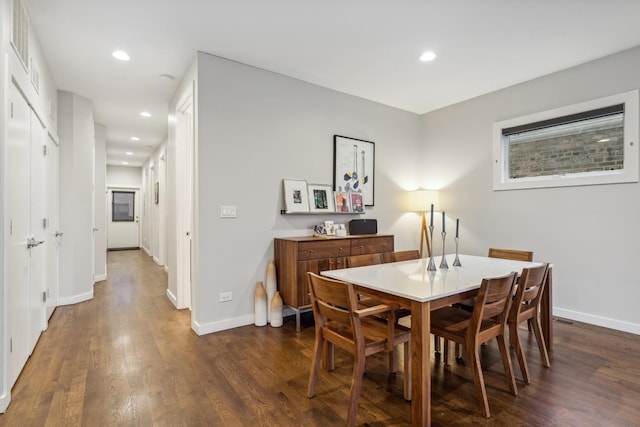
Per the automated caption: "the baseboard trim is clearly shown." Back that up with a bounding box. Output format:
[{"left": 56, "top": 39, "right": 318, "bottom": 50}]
[
  {"left": 192, "top": 315, "right": 254, "bottom": 336},
  {"left": 58, "top": 289, "right": 93, "bottom": 306},
  {"left": 0, "top": 390, "right": 10, "bottom": 414},
  {"left": 166, "top": 288, "right": 177, "bottom": 307},
  {"left": 554, "top": 307, "right": 640, "bottom": 335},
  {"left": 153, "top": 256, "right": 162, "bottom": 266},
  {"left": 94, "top": 274, "right": 107, "bottom": 283}
]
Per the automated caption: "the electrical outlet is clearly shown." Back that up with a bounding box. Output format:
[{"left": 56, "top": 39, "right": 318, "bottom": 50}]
[
  {"left": 219, "top": 292, "right": 232, "bottom": 302},
  {"left": 220, "top": 205, "right": 237, "bottom": 218}
]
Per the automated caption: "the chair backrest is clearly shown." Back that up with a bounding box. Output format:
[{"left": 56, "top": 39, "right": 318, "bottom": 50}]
[
  {"left": 488, "top": 248, "right": 533, "bottom": 262},
  {"left": 510, "top": 263, "right": 549, "bottom": 320},
  {"left": 307, "top": 272, "right": 361, "bottom": 348},
  {"left": 390, "top": 250, "right": 420, "bottom": 262},
  {"left": 469, "top": 272, "right": 518, "bottom": 337},
  {"left": 347, "top": 253, "right": 384, "bottom": 268}
]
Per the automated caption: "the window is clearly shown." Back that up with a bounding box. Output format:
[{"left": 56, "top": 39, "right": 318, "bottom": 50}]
[
  {"left": 493, "top": 90, "right": 639, "bottom": 190},
  {"left": 112, "top": 191, "right": 135, "bottom": 221}
]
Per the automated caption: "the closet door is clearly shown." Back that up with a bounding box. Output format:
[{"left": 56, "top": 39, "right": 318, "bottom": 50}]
[{"left": 7, "top": 83, "right": 31, "bottom": 388}]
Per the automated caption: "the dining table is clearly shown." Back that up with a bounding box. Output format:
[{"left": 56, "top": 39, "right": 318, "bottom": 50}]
[{"left": 321, "top": 253, "right": 552, "bottom": 426}]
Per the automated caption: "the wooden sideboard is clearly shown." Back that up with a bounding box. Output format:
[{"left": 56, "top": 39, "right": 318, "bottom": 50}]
[{"left": 274, "top": 234, "right": 394, "bottom": 331}]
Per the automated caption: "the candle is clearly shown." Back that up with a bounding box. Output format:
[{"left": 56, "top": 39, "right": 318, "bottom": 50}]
[
  {"left": 442, "top": 211, "right": 445, "bottom": 233},
  {"left": 430, "top": 204, "right": 434, "bottom": 227},
  {"left": 456, "top": 218, "right": 459, "bottom": 238}
]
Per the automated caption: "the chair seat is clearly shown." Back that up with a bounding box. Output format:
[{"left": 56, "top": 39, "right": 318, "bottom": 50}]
[
  {"left": 325, "top": 317, "right": 411, "bottom": 349},
  {"left": 431, "top": 306, "right": 501, "bottom": 336}
]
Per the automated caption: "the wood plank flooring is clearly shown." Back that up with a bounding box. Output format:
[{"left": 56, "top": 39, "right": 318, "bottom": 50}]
[{"left": 1, "top": 249, "right": 640, "bottom": 426}]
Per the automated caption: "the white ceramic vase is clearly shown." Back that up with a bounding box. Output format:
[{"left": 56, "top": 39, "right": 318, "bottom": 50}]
[
  {"left": 266, "top": 260, "right": 277, "bottom": 323},
  {"left": 254, "top": 281, "right": 267, "bottom": 327},
  {"left": 270, "top": 291, "right": 283, "bottom": 328}
]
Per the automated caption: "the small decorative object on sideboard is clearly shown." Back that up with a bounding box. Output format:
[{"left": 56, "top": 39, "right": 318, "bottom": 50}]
[
  {"left": 335, "top": 223, "right": 347, "bottom": 237},
  {"left": 254, "top": 281, "right": 267, "bottom": 327}
]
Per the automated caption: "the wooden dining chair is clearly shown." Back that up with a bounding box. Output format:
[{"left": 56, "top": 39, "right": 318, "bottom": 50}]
[
  {"left": 509, "top": 263, "right": 551, "bottom": 384},
  {"left": 346, "top": 253, "right": 384, "bottom": 267},
  {"left": 488, "top": 248, "right": 534, "bottom": 262},
  {"left": 306, "top": 272, "right": 411, "bottom": 427},
  {"left": 346, "top": 252, "right": 410, "bottom": 369},
  {"left": 449, "top": 248, "right": 535, "bottom": 359},
  {"left": 390, "top": 249, "right": 421, "bottom": 262},
  {"left": 430, "top": 272, "right": 518, "bottom": 418}
]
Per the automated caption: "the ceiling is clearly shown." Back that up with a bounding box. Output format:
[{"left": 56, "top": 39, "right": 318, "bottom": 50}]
[{"left": 24, "top": 0, "right": 640, "bottom": 168}]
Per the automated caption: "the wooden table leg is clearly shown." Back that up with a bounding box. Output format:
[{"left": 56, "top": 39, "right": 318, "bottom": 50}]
[
  {"left": 411, "top": 300, "right": 430, "bottom": 426},
  {"left": 541, "top": 269, "right": 553, "bottom": 354}
]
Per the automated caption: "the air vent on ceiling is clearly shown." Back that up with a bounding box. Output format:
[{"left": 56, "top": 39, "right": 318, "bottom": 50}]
[{"left": 11, "top": 0, "right": 29, "bottom": 70}]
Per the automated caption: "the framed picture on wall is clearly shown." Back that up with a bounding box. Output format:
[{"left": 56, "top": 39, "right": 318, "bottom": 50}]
[
  {"left": 282, "top": 179, "right": 310, "bottom": 213},
  {"left": 333, "top": 135, "right": 375, "bottom": 206},
  {"left": 308, "top": 183, "right": 336, "bottom": 213},
  {"left": 334, "top": 191, "right": 351, "bottom": 213}
]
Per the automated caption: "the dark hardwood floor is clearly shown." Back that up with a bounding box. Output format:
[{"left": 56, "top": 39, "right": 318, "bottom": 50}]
[{"left": 1, "top": 250, "right": 639, "bottom": 426}]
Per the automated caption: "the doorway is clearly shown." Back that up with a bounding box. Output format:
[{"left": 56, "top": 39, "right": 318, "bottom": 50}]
[{"left": 107, "top": 188, "right": 140, "bottom": 250}]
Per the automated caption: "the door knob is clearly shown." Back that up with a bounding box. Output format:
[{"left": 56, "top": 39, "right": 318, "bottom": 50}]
[
  {"left": 55, "top": 231, "right": 63, "bottom": 237},
  {"left": 27, "top": 237, "right": 45, "bottom": 249}
]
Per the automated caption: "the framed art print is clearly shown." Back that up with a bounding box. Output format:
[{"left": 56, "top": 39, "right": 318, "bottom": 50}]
[
  {"left": 333, "top": 135, "right": 375, "bottom": 206},
  {"left": 334, "top": 191, "right": 351, "bottom": 213},
  {"left": 282, "top": 179, "right": 310, "bottom": 213},
  {"left": 308, "top": 183, "right": 336, "bottom": 213}
]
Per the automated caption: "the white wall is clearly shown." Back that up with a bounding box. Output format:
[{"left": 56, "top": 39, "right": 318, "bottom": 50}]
[
  {"left": 422, "top": 45, "right": 640, "bottom": 334},
  {"left": 188, "top": 52, "right": 423, "bottom": 334},
  {"left": 94, "top": 123, "right": 106, "bottom": 281},
  {"left": 57, "top": 91, "right": 95, "bottom": 305},
  {"left": 106, "top": 165, "right": 142, "bottom": 188}
]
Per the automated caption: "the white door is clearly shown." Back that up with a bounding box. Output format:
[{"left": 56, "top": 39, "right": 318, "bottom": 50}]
[
  {"left": 176, "top": 88, "right": 194, "bottom": 309},
  {"left": 7, "top": 83, "right": 32, "bottom": 388},
  {"left": 29, "top": 111, "right": 47, "bottom": 348},
  {"left": 107, "top": 188, "right": 140, "bottom": 249},
  {"left": 45, "top": 135, "right": 60, "bottom": 320}
]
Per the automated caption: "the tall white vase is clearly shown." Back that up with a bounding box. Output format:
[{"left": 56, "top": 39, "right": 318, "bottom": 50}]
[
  {"left": 270, "top": 291, "right": 283, "bottom": 328},
  {"left": 254, "top": 281, "right": 267, "bottom": 327},
  {"left": 266, "top": 260, "right": 277, "bottom": 323}
]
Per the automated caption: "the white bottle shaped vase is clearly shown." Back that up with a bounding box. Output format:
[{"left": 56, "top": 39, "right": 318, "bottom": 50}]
[
  {"left": 270, "top": 291, "right": 283, "bottom": 328},
  {"left": 266, "top": 260, "right": 277, "bottom": 323},
  {"left": 254, "top": 281, "right": 267, "bottom": 327}
]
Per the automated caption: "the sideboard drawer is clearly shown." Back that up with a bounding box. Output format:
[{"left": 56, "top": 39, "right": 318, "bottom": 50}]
[
  {"left": 350, "top": 236, "right": 393, "bottom": 255},
  {"left": 297, "top": 240, "right": 350, "bottom": 260}
]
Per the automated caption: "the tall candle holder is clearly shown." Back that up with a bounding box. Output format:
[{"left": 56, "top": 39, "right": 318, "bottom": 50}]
[
  {"left": 439, "top": 232, "right": 449, "bottom": 269},
  {"left": 426, "top": 225, "right": 437, "bottom": 271},
  {"left": 452, "top": 237, "right": 462, "bottom": 266}
]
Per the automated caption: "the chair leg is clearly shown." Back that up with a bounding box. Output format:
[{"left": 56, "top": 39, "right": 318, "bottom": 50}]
[
  {"left": 510, "top": 321, "right": 530, "bottom": 385},
  {"left": 308, "top": 334, "right": 324, "bottom": 398},
  {"left": 388, "top": 348, "right": 396, "bottom": 373},
  {"left": 434, "top": 335, "right": 441, "bottom": 353},
  {"left": 496, "top": 335, "right": 518, "bottom": 396},
  {"left": 455, "top": 343, "right": 462, "bottom": 359},
  {"left": 531, "top": 316, "right": 551, "bottom": 368},
  {"left": 466, "top": 343, "right": 491, "bottom": 418},
  {"left": 347, "top": 351, "right": 366, "bottom": 427},
  {"left": 443, "top": 339, "right": 449, "bottom": 365}
]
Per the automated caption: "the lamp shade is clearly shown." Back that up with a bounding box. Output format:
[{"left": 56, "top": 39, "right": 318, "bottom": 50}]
[{"left": 408, "top": 190, "right": 439, "bottom": 212}]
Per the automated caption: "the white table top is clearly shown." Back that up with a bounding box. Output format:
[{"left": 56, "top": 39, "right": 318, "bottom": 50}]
[{"left": 321, "top": 254, "right": 542, "bottom": 303}]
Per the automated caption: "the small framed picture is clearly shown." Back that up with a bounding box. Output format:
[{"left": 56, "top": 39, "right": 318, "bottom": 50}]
[
  {"left": 334, "top": 191, "right": 352, "bottom": 213},
  {"left": 283, "top": 179, "right": 310, "bottom": 213},
  {"left": 325, "top": 221, "right": 335, "bottom": 235},
  {"left": 350, "top": 193, "right": 365, "bottom": 213},
  {"left": 308, "top": 184, "right": 336, "bottom": 213}
]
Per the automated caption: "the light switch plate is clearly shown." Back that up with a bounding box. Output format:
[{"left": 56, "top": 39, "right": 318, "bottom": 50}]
[{"left": 220, "top": 205, "right": 237, "bottom": 218}]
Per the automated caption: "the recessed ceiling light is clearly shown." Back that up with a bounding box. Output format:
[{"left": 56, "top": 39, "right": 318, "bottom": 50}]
[
  {"left": 126, "top": 152, "right": 134, "bottom": 155},
  {"left": 122, "top": 161, "right": 129, "bottom": 165},
  {"left": 131, "top": 136, "right": 140, "bottom": 141},
  {"left": 159, "top": 74, "right": 175, "bottom": 80},
  {"left": 140, "top": 111, "right": 152, "bottom": 118},
  {"left": 598, "top": 138, "right": 610, "bottom": 142},
  {"left": 112, "top": 50, "right": 130, "bottom": 61},
  {"left": 419, "top": 51, "right": 437, "bottom": 62}
]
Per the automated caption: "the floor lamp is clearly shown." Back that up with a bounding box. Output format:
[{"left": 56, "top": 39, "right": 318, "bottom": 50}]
[{"left": 408, "top": 190, "right": 440, "bottom": 258}]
